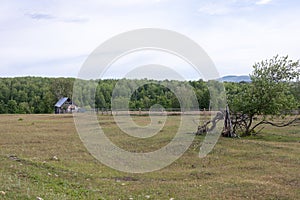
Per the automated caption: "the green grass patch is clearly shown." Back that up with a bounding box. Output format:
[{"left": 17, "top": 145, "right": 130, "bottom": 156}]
[{"left": 0, "top": 114, "right": 299, "bottom": 199}]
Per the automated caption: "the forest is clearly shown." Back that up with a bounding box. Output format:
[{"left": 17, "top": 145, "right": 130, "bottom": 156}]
[{"left": 0, "top": 75, "right": 298, "bottom": 114}]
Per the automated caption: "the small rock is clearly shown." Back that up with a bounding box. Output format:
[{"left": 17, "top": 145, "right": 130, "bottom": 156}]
[
  {"left": 47, "top": 172, "right": 52, "bottom": 176},
  {"left": 36, "top": 197, "right": 44, "bottom": 200},
  {"left": 0, "top": 191, "right": 6, "bottom": 195},
  {"left": 8, "top": 155, "right": 21, "bottom": 162},
  {"left": 52, "top": 156, "right": 59, "bottom": 161}
]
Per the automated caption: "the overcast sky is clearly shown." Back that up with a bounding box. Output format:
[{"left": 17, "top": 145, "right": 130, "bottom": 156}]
[{"left": 1, "top": 0, "right": 300, "bottom": 79}]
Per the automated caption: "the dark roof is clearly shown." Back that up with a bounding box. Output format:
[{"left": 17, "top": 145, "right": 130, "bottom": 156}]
[{"left": 55, "top": 97, "right": 71, "bottom": 107}]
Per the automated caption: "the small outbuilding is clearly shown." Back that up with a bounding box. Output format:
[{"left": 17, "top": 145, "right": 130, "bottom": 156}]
[{"left": 54, "top": 97, "right": 78, "bottom": 114}]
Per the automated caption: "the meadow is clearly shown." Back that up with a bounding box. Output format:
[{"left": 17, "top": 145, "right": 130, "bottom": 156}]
[{"left": 0, "top": 114, "right": 299, "bottom": 199}]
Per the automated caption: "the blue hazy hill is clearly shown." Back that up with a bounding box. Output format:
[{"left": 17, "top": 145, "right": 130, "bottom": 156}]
[{"left": 220, "top": 75, "right": 251, "bottom": 82}]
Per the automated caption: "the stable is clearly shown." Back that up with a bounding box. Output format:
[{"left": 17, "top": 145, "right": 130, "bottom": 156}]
[{"left": 54, "top": 97, "right": 78, "bottom": 114}]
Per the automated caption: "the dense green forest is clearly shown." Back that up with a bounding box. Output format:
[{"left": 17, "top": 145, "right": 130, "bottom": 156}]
[
  {"left": 0, "top": 77, "right": 73, "bottom": 114},
  {"left": 0, "top": 77, "right": 298, "bottom": 114}
]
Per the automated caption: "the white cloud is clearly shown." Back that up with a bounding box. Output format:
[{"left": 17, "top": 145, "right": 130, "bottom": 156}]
[
  {"left": 191, "top": 9, "right": 300, "bottom": 75},
  {"left": 256, "top": 0, "right": 272, "bottom": 5},
  {"left": 0, "top": 0, "right": 300, "bottom": 78},
  {"left": 25, "top": 12, "right": 89, "bottom": 23},
  {"left": 198, "top": 2, "right": 232, "bottom": 15}
]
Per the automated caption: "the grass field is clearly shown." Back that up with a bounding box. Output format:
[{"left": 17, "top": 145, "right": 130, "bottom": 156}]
[{"left": 0, "top": 114, "right": 299, "bottom": 199}]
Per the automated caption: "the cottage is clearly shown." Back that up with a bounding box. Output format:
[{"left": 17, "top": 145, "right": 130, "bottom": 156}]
[{"left": 54, "top": 97, "right": 78, "bottom": 114}]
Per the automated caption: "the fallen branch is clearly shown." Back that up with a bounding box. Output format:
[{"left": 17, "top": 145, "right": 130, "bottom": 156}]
[{"left": 195, "top": 112, "right": 224, "bottom": 135}]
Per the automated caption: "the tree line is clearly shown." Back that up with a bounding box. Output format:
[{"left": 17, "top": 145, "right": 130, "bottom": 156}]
[
  {"left": 0, "top": 77, "right": 212, "bottom": 114},
  {"left": 0, "top": 77, "right": 79, "bottom": 114},
  {"left": 1, "top": 55, "right": 298, "bottom": 137},
  {"left": 0, "top": 67, "right": 299, "bottom": 116}
]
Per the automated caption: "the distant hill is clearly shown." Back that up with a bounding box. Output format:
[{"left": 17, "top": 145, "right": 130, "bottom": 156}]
[{"left": 220, "top": 75, "right": 251, "bottom": 83}]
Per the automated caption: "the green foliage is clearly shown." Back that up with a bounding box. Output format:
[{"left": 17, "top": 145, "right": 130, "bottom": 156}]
[
  {"left": 7, "top": 100, "right": 18, "bottom": 114},
  {"left": 227, "top": 55, "right": 300, "bottom": 136},
  {"left": 290, "top": 80, "right": 300, "bottom": 108},
  {"left": 0, "top": 77, "right": 61, "bottom": 114},
  {"left": 250, "top": 55, "right": 299, "bottom": 116},
  {"left": 0, "top": 77, "right": 213, "bottom": 114},
  {"left": 1, "top": 58, "right": 298, "bottom": 117}
]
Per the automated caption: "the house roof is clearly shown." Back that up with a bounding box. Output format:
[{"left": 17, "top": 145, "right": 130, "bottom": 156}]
[{"left": 55, "top": 97, "right": 71, "bottom": 107}]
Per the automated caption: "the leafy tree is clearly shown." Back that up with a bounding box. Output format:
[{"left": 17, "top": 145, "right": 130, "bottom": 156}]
[
  {"left": 7, "top": 100, "right": 18, "bottom": 114},
  {"left": 0, "top": 100, "right": 7, "bottom": 113},
  {"left": 19, "top": 102, "right": 31, "bottom": 114},
  {"left": 290, "top": 80, "right": 300, "bottom": 108},
  {"left": 51, "top": 78, "right": 74, "bottom": 100},
  {"left": 207, "top": 80, "right": 226, "bottom": 110},
  {"left": 228, "top": 55, "right": 300, "bottom": 136}
]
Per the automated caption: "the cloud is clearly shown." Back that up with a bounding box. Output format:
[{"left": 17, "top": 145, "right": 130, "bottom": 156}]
[
  {"left": 198, "top": 3, "right": 231, "bottom": 15},
  {"left": 256, "top": 0, "right": 272, "bottom": 5},
  {"left": 60, "top": 17, "right": 89, "bottom": 24},
  {"left": 196, "top": 0, "right": 254, "bottom": 16},
  {"left": 25, "top": 12, "right": 89, "bottom": 24},
  {"left": 26, "top": 12, "right": 55, "bottom": 20},
  {"left": 1, "top": 0, "right": 300, "bottom": 78},
  {"left": 89, "top": 0, "right": 165, "bottom": 6}
]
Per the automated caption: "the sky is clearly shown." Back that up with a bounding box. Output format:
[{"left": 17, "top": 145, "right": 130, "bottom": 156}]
[{"left": 0, "top": 0, "right": 300, "bottom": 79}]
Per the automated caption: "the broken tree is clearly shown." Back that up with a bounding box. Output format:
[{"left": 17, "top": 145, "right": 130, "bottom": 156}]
[{"left": 195, "top": 106, "right": 236, "bottom": 137}]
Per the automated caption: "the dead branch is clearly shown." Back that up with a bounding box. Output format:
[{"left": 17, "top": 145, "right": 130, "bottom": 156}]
[{"left": 195, "top": 112, "right": 224, "bottom": 135}]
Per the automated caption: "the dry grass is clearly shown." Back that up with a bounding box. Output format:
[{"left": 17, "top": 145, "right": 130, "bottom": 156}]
[{"left": 0, "top": 114, "right": 299, "bottom": 199}]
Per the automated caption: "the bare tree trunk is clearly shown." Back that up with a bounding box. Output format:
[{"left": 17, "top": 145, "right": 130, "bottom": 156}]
[
  {"left": 245, "top": 115, "right": 253, "bottom": 136},
  {"left": 222, "top": 105, "right": 235, "bottom": 137}
]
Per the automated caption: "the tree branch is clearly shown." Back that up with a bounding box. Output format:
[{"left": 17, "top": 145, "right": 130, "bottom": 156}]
[{"left": 258, "top": 117, "right": 300, "bottom": 127}]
